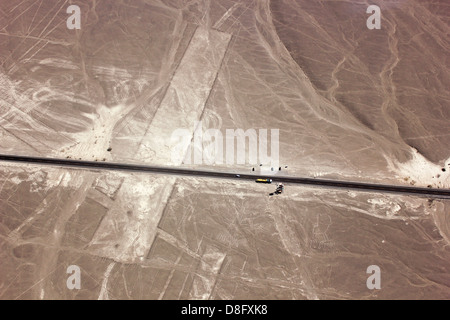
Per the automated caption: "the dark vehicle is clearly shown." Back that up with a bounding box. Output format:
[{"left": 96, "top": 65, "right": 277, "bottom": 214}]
[
  {"left": 270, "top": 183, "right": 284, "bottom": 196},
  {"left": 275, "top": 183, "right": 284, "bottom": 194}
]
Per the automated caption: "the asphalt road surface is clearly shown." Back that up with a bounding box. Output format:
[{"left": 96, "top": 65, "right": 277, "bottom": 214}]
[{"left": 1, "top": 154, "right": 449, "bottom": 199}]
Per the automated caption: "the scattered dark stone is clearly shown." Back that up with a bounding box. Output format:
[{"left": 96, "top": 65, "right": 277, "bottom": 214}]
[
  {"left": 442, "top": 168, "right": 446, "bottom": 172},
  {"left": 271, "top": 167, "right": 274, "bottom": 171},
  {"left": 252, "top": 168, "right": 255, "bottom": 171},
  {"left": 114, "top": 244, "right": 119, "bottom": 249},
  {"left": 107, "top": 147, "right": 112, "bottom": 152},
  {"left": 279, "top": 167, "right": 281, "bottom": 170}
]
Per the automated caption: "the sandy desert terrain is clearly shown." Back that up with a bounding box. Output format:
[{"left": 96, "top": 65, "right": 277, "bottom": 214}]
[{"left": 0, "top": 0, "right": 449, "bottom": 299}]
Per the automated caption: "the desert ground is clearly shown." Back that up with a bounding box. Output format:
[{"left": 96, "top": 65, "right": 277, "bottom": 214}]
[{"left": 0, "top": 0, "right": 449, "bottom": 299}]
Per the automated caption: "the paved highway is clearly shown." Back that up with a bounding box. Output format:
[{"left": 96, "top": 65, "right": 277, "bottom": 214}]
[{"left": 1, "top": 154, "right": 449, "bottom": 199}]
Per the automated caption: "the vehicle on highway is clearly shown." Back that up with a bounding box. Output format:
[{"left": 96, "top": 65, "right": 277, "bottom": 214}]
[{"left": 255, "top": 178, "right": 272, "bottom": 184}]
